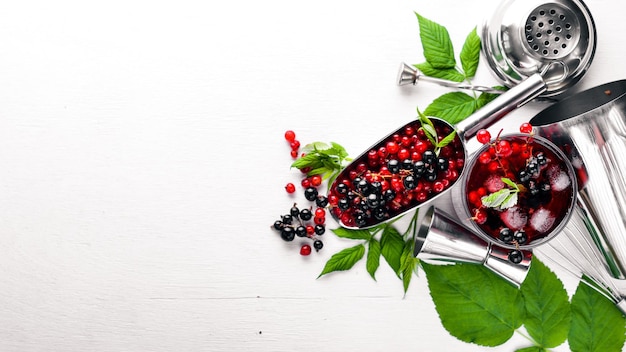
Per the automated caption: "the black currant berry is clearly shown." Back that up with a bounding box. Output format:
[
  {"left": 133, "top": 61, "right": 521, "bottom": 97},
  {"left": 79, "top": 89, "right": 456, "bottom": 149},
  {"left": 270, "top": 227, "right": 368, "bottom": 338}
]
[
  {"left": 336, "top": 183, "right": 349, "bottom": 195},
  {"left": 295, "top": 225, "right": 307, "bottom": 237},
  {"left": 280, "top": 227, "right": 295, "bottom": 241},
  {"left": 370, "top": 181, "right": 383, "bottom": 195},
  {"left": 316, "top": 196, "right": 329, "bottom": 208},
  {"left": 357, "top": 179, "right": 370, "bottom": 193},
  {"left": 373, "top": 207, "right": 387, "bottom": 220},
  {"left": 366, "top": 193, "right": 380, "bottom": 208},
  {"left": 388, "top": 159, "right": 400, "bottom": 174},
  {"left": 314, "top": 224, "right": 325, "bottom": 235},
  {"left": 401, "top": 159, "right": 413, "bottom": 170},
  {"left": 403, "top": 175, "right": 417, "bottom": 190},
  {"left": 304, "top": 187, "right": 318, "bottom": 201},
  {"left": 338, "top": 198, "right": 350, "bottom": 210},
  {"left": 383, "top": 189, "right": 396, "bottom": 202},
  {"left": 499, "top": 228, "right": 514, "bottom": 243},
  {"left": 508, "top": 250, "right": 523, "bottom": 264},
  {"left": 355, "top": 214, "right": 367, "bottom": 227},
  {"left": 413, "top": 161, "right": 426, "bottom": 176},
  {"left": 425, "top": 169, "right": 437, "bottom": 182},
  {"left": 281, "top": 214, "right": 293, "bottom": 225},
  {"left": 423, "top": 150, "right": 436, "bottom": 165},
  {"left": 290, "top": 205, "right": 300, "bottom": 218},
  {"left": 273, "top": 220, "right": 283, "bottom": 230},
  {"left": 536, "top": 153, "right": 547, "bottom": 165},
  {"left": 313, "top": 240, "right": 324, "bottom": 251},
  {"left": 514, "top": 230, "right": 528, "bottom": 245},
  {"left": 519, "top": 170, "right": 531, "bottom": 183},
  {"left": 300, "top": 208, "right": 312, "bottom": 221},
  {"left": 437, "top": 158, "right": 449, "bottom": 171}
]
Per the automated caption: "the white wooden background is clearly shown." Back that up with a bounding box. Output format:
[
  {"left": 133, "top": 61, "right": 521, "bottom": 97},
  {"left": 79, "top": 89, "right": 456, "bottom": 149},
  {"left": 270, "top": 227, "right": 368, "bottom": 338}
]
[{"left": 0, "top": 0, "right": 624, "bottom": 351}]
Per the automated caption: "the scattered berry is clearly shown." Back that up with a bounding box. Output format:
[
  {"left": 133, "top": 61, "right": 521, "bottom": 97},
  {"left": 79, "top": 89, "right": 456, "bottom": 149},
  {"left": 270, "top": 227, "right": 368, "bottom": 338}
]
[
  {"left": 519, "top": 122, "right": 533, "bottom": 134},
  {"left": 476, "top": 129, "right": 491, "bottom": 144},
  {"left": 313, "top": 240, "right": 324, "bottom": 251},
  {"left": 284, "top": 130, "right": 296, "bottom": 142},
  {"left": 285, "top": 183, "right": 296, "bottom": 194},
  {"left": 300, "top": 244, "right": 312, "bottom": 256}
]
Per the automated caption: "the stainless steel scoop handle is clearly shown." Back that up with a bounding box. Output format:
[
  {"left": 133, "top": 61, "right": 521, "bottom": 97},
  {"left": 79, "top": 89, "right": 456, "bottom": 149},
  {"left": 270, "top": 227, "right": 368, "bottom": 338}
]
[{"left": 455, "top": 73, "right": 547, "bottom": 140}]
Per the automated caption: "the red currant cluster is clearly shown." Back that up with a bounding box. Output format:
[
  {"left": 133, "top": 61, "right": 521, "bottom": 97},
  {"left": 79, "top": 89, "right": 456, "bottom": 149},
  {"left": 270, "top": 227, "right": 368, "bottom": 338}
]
[
  {"left": 328, "top": 119, "right": 464, "bottom": 228},
  {"left": 272, "top": 130, "right": 328, "bottom": 256},
  {"left": 284, "top": 130, "right": 301, "bottom": 159}
]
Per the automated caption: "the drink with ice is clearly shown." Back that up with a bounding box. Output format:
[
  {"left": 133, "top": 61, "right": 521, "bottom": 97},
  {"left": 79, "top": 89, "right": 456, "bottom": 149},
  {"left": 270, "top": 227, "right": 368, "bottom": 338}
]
[{"left": 463, "top": 134, "right": 576, "bottom": 248}]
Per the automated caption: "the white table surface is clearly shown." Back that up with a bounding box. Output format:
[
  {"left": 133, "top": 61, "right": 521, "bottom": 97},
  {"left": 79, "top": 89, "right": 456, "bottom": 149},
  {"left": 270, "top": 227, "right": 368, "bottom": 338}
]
[{"left": 0, "top": 1, "right": 624, "bottom": 351}]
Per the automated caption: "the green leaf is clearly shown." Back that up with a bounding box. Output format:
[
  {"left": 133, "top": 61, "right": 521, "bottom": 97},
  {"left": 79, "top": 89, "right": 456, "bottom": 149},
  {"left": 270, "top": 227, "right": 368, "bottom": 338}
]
[
  {"left": 366, "top": 239, "right": 381, "bottom": 280},
  {"left": 317, "top": 244, "right": 365, "bottom": 278},
  {"left": 416, "top": 13, "right": 456, "bottom": 69},
  {"left": 460, "top": 27, "right": 481, "bottom": 78},
  {"left": 415, "top": 62, "right": 465, "bottom": 82},
  {"left": 422, "top": 262, "right": 524, "bottom": 346},
  {"left": 520, "top": 258, "right": 571, "bottom": 348},
  {"left": 501, "top": 177, "right": 518, "bottom": 189},
  {"left": 331, "top": 228, "right": 373, "bottom": 241},
  {"left": 481, "top": 188, "right": 512, "bottom": 208},
  {"left": 400, "top": 242, "right": 417, "bottom": 294},
  {"left": 515, "top": 347, "right": 546, "bottom": 352},
  {"left": 500, "top": 192, "right": 518, "bottom": 210},
  {"left": 437, "top": 130, "right": 457, "bottom": 149},
  {"left": 568, "top": 281, "right": 626, "bottom": 352},
  {"left": 380, "top": 226, "right": 404, "bottom": 276},
  {"left": 476, "top": 87, "right": 506, "bottom": 109},
  {"left": 424, "top": 92, "right": 478, "bottom": 125}
]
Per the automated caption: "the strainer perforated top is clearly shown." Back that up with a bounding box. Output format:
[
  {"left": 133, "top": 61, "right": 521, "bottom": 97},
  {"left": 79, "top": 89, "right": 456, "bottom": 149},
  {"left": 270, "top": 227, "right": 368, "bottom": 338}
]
[{"left": 525, "top": 4, "right": 581, "bottom": 59}]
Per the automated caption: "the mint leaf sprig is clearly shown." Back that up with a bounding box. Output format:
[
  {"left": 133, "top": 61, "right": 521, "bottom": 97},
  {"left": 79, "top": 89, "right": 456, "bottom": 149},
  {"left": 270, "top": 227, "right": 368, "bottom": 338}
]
[
  {"left": 417, "top": 108, "right": 457, "bottom": 156},
  {"left": 481, "top": 177, "right": 522, "bottom": 210},
  {"left": 291, "top": 141, "right": 351, "bottom": 182}
]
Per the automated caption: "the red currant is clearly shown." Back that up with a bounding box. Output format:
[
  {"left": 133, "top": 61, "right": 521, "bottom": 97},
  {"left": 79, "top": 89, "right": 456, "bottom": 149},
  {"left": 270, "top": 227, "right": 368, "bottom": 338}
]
[
  {"left": 300, "top": 244, "right": 312, "bottom": 256},
  {"left": 301, "top": 178, "right": 311, "bottom": 188},
  {"left": 310, "top": 175, "right": 322, "bottom": 187},
  {"left": 285, "top": 183, "right": 296, "bottom": 194},
  {"left": 519, "top": 122, "right": 533, "bottom": 134},
  {"left": 496, "top": 140, "right": 513, "bottom": 157},
  {"left": 386, "top": 141, "right": 399, "bottom": 154},
  {"left": 479, "top": 151, "right": 492, "bottom": 164},
  {"left": 284, "top": 130, "right": 296, "bottom": 142},
  {"left": 290, "top": 150, "right": 298, "bottom": 158},
  {"left": 290, "top": 140, "right": 300, "bottom": 150},
  {"left": 314, "top": 207, "right": 326, "bottom": 218},
  {"left": 476, "top": 129, "right": 491, "bottom": 144},
  {"left": 473, "top": 209, "right": 487, "bottom": 224}
]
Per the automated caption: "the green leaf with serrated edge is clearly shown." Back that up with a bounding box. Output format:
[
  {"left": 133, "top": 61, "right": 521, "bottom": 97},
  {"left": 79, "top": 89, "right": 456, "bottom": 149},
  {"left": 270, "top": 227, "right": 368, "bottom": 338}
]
[
  {"left": 424, "top": 92, "right": 477, "bottom": 125},
  {"left": 568, "top": 280, "right": 626, "bottom": 352},
  {"left": 380, "top": 226, "right": 404, "bottom": 277},
  {"left": 422, "top": 262, "right": 524, "bottom": 346},
  {"left": 331, "top": 228, "right": 373, "bottom": 241},
  {"left": 515, "top": 347, "right": 546, "bottom": 352},
  {"left": 501, "top": 177, "right": 518, "bottom": 190},
  {"left": 460, "top": 27, "right": 481, "bottom": 78},
  {"left": 415, "top": 62, "right": 465, "bottom": 82},
  {"left": 366, "top": 239, "right": 381, "bottom": 280},
  {"left": 520, "top": 258, "right": 571, "bottom": 348},
  {"left": 499, "top": 192, "right": 518, "bottom": 210},
  {"left": 416, "top": 13, "right": 455, "bottom": 69},
  {"left": 417, "top": 108, "right": 438, "bottom": 145},
  {"left": 317, "top": 244, "right": 365, "bottom": 278},
  {"left": 476, "top": 87, "right": 507, "bottom": 110},
  {"left": 437, "top": 130, "right": 457, "bottom": 149},
  {"left": 400, "top": 242, "right": 417, "bottom": 294},
  {"left": 481, "top": 188, "right": 512, "bottom": 208}
]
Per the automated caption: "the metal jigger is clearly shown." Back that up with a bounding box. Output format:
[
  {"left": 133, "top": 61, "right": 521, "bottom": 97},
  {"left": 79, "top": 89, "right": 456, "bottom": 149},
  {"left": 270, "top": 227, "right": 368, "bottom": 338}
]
[
  {"left": 415, "top": 206, "right": 532, "bottom": 287},
  {"left": 397, "top": 62, "right": 505, "bottom": 94}
]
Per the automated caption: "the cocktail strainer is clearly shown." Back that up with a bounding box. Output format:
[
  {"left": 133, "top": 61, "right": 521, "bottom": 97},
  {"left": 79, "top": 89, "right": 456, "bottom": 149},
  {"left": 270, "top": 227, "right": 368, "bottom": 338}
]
[{"left": 481, "top": 0, "right": 596, "bottom": 96}]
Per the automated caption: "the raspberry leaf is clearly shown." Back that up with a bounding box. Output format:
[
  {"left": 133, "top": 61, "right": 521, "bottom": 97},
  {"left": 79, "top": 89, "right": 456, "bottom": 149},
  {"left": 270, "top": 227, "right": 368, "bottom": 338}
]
[
  {"left": 415, "top": 62, "right": 465, "bottom": 82},
  {"left": 520, "top": 258, "right": 571, "bottom": 348},
  {"left": 317, "top": 244, "right": 365, "bottom": 278},
  {"left": 366, "top": 239, "right": 381, "bottom": 280},
  {"left": 380, "top": 225, "right": 404, "bottom": 277},
  {"left": 400, "top": 241, "right": 418, "bottom": 294},
  {"left": 568, "top": 279, "right": 626, "bottom": 352},
  {"left": 460, "top": 27, "right": 480, "bottom": 79},
  {"left": 415, "top": 13, "right": 456, "bottom": 69},
  {"left": 424, "top": 92, "right": 477, "bottom": 125},
  {"left": 331, "top": 228, "right": 373, "bottom": 240},
  {"left": 515, "top": 347, "right": 546, "bottom": 352},
  {"left": 422, "top": 262, "right": 524, "bottom": 346}
]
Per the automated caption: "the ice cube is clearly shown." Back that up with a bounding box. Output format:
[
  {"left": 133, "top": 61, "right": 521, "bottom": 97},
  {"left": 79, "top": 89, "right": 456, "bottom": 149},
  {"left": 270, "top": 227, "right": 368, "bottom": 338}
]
[
  {"left": 499, "top": 206, "right": 528, "bottom": 230},
  {"left": 530, "top": 208, "right": 556, "bottom": 234},
  {"left": 484, "top": 175, "right": 504, "bottom": 193},
  {"left": 547, "top": 164, "right": 571, "bottom": 191}
]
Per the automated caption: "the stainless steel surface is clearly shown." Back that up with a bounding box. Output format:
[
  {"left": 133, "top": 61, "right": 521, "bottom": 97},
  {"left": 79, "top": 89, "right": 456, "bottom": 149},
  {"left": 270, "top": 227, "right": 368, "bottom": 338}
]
[
  {"left": 415, "top": 206, "right": 531, "bottom": 287},
  {"left": 481, "top": 0, "right": 596, "bottom": 96},
  {"left": 397, "top": 62, "right": 505, "bottom": 94},
  {"left": 530, "top": 80, "right": 626, "bottom": 280},
  {"left": 538, "top": 205, "right": 626, "bottom": 314}
]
